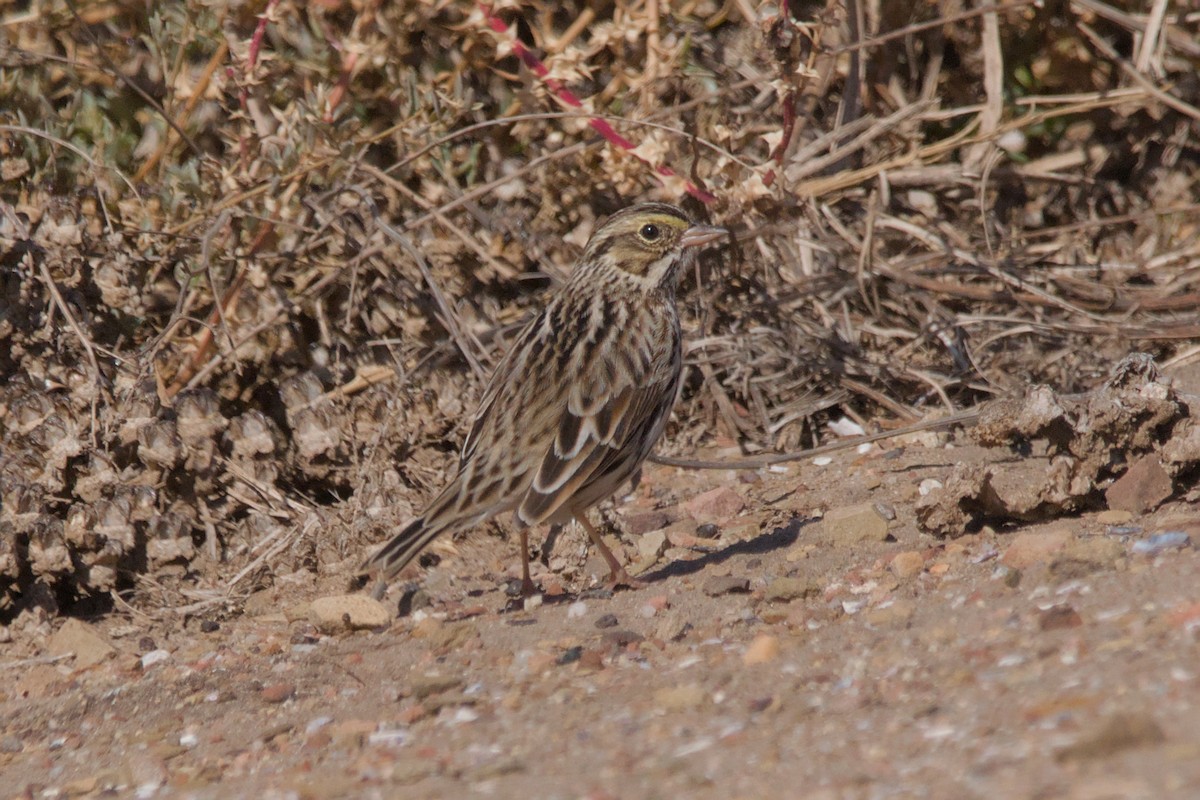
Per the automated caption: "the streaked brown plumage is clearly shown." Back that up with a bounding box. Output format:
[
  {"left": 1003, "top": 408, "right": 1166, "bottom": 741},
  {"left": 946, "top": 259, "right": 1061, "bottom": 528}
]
[{"left": 361, "top": 203, "right": 725, "bottom": 593}]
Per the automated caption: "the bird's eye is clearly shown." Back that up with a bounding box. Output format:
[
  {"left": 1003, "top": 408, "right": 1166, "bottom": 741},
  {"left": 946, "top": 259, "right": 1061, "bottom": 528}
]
[{"left": 639, "top": 223, "right": 661, "bottom": 241}]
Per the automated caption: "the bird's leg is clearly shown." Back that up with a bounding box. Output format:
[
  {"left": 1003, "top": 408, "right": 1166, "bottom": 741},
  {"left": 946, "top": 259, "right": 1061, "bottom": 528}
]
[
  {"left": 574, "top": 513, "right": 644, "bottom": 590},
  {"left": 519, "top": 527, "right": 538, "bottom": 597}
]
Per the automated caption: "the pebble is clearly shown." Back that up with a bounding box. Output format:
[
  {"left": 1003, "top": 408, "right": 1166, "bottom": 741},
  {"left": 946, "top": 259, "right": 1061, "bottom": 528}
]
[
  {"left": 1001, "top": 529, "right": 1073, "bottom": 568},
  {"left": 523, "top": 594, "right": 543, "bottom": 612},
  {"left": 703, "top": 575, "right": 750, "bottom": 596},
  {"left": 308, "top": 594, "right": 391, "bottom": 633},
  {"left": 625, "top": 510, "right": 672, "bottom": 535},
  {"left": 1105, "top": 455, "right": 1174, "bottom": 514},
  {"left": 1052, "top": 537, "right": 1125, "bottom": 576},
  {"left": 1038, "top": 604, "right": 1083, "bottom": 631},
  {"left": 1131, "top": 532, "right": 1191, "bottom": 555},
  {"left": 47, "top": 618, "right": 116, "bottom": 670},
  {"left": 260, "top": 683, "right": 295, "bottom": 703},
  {"left": 654, "top": 683, "right": 706, "bottom": 710},
  {"left": 821, "top": 503, "right": 889, "bottom": 544},
  {"left": 763, "top": 577, "right": 819, "bottom": 603},
  {"left": 1056, "top": 711, "right": 1165, "bottom": 761},
  {"left": 594, "top": 613, "right": 619, "bottom": 629},
  {"left": 140, "top": 649, "right": 171, "bottom": 670},
  {"left": 683, "top": 487, "right": 746, "bottom": 523},
  {"left": 743, "top": 634, "right": 780, "bottom": 665},
  {"left": 638, "top": 529, "right": 668, "bottom": 561},
  {"left": 410, "top": 674, "right": 464, "bottom": 700},
  {"left": 889, "top": 551, "right": 925, "bottom": 579},
  {"left": 1096, "top": 509, "right": 1134, "bottom": 525},
  {"left": 566, "top": 601, "right": 588, "bottom": 619}
]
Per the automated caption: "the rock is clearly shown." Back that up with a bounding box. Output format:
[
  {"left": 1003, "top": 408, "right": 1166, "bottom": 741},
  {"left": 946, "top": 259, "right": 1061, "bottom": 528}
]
[
  {"left": 1056, "top": 711, "right": 1165, "bottom": 762},
  {"left": 47, "top": 618, "right": 116, "bottom": 669},
  {"left": 626, "top": 510, "right": 672, "bottom": 535},
  {"left": 1106, "top": 455, "right": 1174, "bottom": 514},
  {"left": 410, "top": 674, "right": 464, "bottom": 700},
  {"left": 637, "top": 529, "right": 668, "bottom": 562},
  {"left": 1097, "top": 509, "right": 1134, "bottom": 525},
  {"left": 594, "top": 613, "right": 619, "bottom": 629},
  {"left": 1131, "top": 532, "right": 1191, "bottom": 555},
  {"left": 1038, "top": 604, "right": 1083, "bottom": 631},
  {"left": 140, "top": 649, "right": 171, "bottom": 670},
  {"left": 683, "top": 487, "right": 746, "bottom": 524},
  {"left": 743, "top": 634, "right": 780, "bottom": 665},
  {"left": 763, "top": 577, "right": 819, "bottom": 603},
  {"left": 654, "top": 683, "right": 706, "bottom": 711},
  {"left": 703, "top": 575, "right": 750, "bottom": 596},
  {"left": 1051, "top": 537, "right": 1125, "bottom": 577},
  {"left": 260, "top": 683, "right": 295, "bottom": 703},
  {"left": 308, "top": 595, "right": 391, "bottom": 633},
  {"left": 865, "top": 600, "right": 916, "bottom": 627},
  {"left": 889, "top": 551, "right": 925, "bottom": 579},
  {"left": 1000, "top": 529, "right": 1073, "bottom": 568},
  {"left": 822, "top": 503, "right": 889, "bottom": 544}
]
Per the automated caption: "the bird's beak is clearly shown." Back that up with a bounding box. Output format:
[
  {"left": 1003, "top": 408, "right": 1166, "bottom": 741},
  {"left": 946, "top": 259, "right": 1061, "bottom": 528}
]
[{"left": 680, "top": 225, "right": 727, "bottom": 249}]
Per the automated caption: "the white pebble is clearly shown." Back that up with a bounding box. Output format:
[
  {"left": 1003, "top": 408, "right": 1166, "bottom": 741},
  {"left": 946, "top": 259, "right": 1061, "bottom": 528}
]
[{"left": 566, "top": 601, "right": 588, "bottom": 619}]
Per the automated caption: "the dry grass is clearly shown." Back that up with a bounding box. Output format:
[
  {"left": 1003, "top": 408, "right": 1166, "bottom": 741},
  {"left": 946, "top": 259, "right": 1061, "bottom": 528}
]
[{"left": 1, "top": 0, "right": 1198, "bottom": 622}]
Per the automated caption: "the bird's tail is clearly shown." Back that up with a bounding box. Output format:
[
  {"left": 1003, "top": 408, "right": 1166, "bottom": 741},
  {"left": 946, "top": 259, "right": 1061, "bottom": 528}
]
[{"left": 358, "top": 514, "right": 449, "bottom": 582}]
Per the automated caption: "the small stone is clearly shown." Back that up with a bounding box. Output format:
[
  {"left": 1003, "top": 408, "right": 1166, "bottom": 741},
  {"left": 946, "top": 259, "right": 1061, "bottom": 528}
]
[
  {"left": 260, "top": 683, "right": 295, "bottom": 703},
  {"left": 1105, "top": 455, "right": 1174, "bottom": 514},
  {"left": 625, "top": 510, "right": 671, "bottom": 535},
  {"left": 1052, "top": 537, "right": 1125, "bottom": 577},
  {"left": 566, "top": 601, "right": 588, "bottom": 619},
  {"left": 865, "top": 600, "right": 916, "bottom": 627},
  {"left": 140, "top": 649, "right": 171, "bottom": 670},
  {"left": 1001, "top": 529, "right": 1073, "bottom": 568},
  {"left": 654, "top": 683, "right": 706, "bottom": 710},
  {"left": 763, "top": 577, "right": 819, "bottom": 603},
  {"left": 199, "top": 620, "right": 220, "bottom": 633},
  {"left": 47, "top": 618, "right": 116, "bottom": 670},
  {"left": 1056, "top": 711, "right": 1165, "bottom": 762},
  {"left": 1097, "top": 509, "right": 1133, "bottom": 525},
  {"left": 523, "top": 594, "right": 543, "bottom": 612},
  {"left": 743, "top": 634, "right": 780, "bottom": 665},
  {"left": 683, "top": 487, "right": 746, "bottom": 524},
  {"left": 703, "top": 575, "right": 750, "bottom": 596},
  {"left": 594, "top": 613, "right": 619, "bottom": 629},
  {"left": 1131, "top": 532, "right": 1191, "bottom": 555},
  {"left": 308, "top": 595, "right": 391, "bottom": 633},
  {"left": 638, "top": 529, "right": 668, "bottom": 561},
  {"left": 1039, "top": 604, "right": 1083, "bottom": 631},
  {"left": 822, "top": 503, "right": 889, "bottom": 544},
  {"left": 889, "top": 551, "right": 925, "bottom": 579},
  {"left": 410, "top": 674, "right": 464, "bottom": 700}
]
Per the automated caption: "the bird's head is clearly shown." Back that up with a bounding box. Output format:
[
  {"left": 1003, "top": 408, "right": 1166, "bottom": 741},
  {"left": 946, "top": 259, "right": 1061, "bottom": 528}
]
[{"left": 577, "top": 203, "right": 726, "bottom": 288}]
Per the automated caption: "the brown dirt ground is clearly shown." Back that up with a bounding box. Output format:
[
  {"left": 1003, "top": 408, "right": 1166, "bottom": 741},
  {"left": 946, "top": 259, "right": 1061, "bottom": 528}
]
[{"left": 5, "top": 419, "right": 1200, "bottom": 799}]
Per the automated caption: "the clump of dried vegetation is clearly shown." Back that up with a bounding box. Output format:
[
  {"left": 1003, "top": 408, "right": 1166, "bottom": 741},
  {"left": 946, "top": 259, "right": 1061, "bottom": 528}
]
[{"left": 1, "top": 0, "right": 1198, "bottom": 628}]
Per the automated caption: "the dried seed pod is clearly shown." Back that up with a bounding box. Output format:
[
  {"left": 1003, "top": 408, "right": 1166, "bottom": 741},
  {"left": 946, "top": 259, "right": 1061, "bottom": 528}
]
[
  {"left": 114, "top": 485, "right": 158, "bottom": 522},
  {"left": 146, "top": 511, "right": 195, "bottom": 566},
  {"left": 138, "top": 420, "right": 181, "bottom": 468},
  {"left": 174, "top": 388, "right": 225, "bottom": 446},
  {"left": 73, "top": 452, "right": 120, "bottom": 503},
  {"left": 227, "top": 410, "right": 281, "bottom": 459},
  {"left": 10, "top": 392, "right": 54, "bottom": 435},
  {"left": 64, "top": 504, "right": 102, "bottom": 550},
  {"left": 117, "top": 380, "right": 161, "bottom": 446},
  {"left": 92, "top": 497, "right": 135, "bottom": 554},
  {"left": 32, "top": 414, "right": 84, "bottom": 470},
  {"left": 27, "top": 516, "right": 71, "bottom": 577},
  {"left": 292, "top": 406, "right": 340, "bottom": 460},
  {"left": 0, "top": 477, "right": 42, "bottom": 526},
  {"left": 185, "top": 436, "right": 217, "bottom": 473},
  {"left": 0, "top": 523, "right": 20, "bottom": 582},
  {"left": 280, "top": 372, "right": 324, "bottom": 413}
]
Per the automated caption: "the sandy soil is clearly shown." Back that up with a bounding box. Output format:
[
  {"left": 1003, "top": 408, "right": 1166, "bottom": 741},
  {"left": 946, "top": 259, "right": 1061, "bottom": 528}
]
[{"left": 5, "top": 428, "right": 1200, "bottom": 800}]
